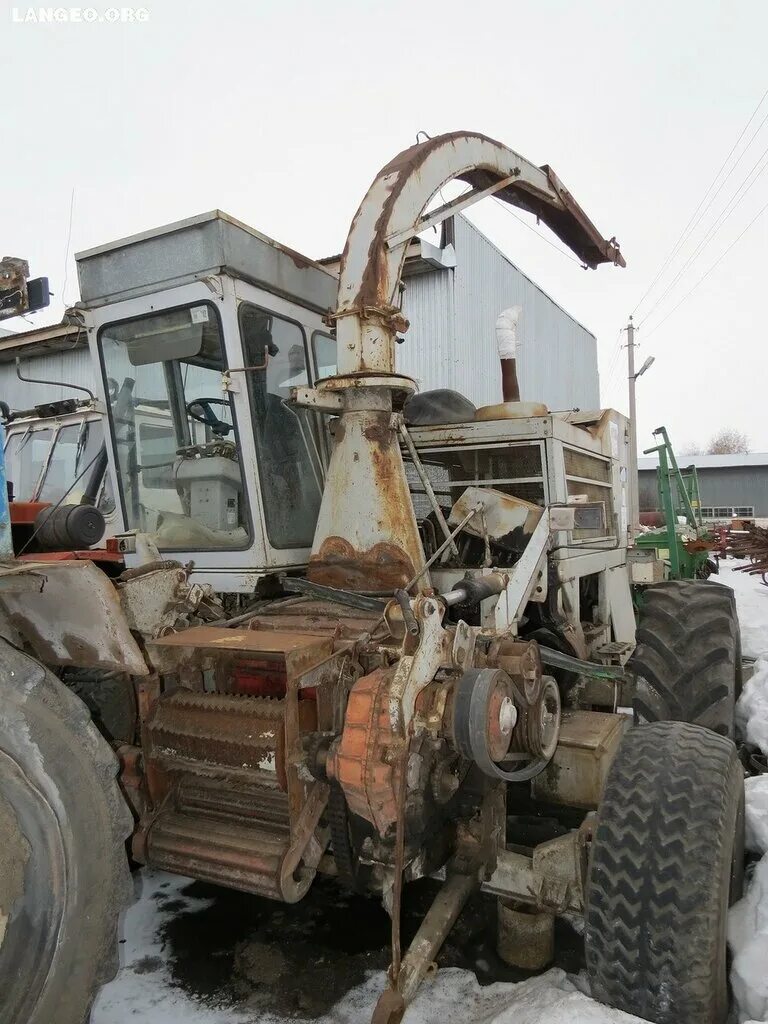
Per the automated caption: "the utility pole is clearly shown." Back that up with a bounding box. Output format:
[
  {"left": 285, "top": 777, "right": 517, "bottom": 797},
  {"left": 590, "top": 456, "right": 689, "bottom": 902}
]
[{"left": 626, "top": 316, "right": 638, "bottom": 543}]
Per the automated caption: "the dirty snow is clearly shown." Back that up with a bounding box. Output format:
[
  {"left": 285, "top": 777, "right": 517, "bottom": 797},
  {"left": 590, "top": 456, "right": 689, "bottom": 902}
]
[
  {"left": 719, "top": 561, "right": 768, "bottom": 1024},
  {"left": 92, "top": 560, "right": 768, "bottom": 1024}
]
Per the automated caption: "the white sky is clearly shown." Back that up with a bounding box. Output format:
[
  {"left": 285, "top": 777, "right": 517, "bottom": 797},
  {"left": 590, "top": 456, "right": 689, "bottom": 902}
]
[{"left": 4, "top": 0, "right": 768, "bottom": 452}]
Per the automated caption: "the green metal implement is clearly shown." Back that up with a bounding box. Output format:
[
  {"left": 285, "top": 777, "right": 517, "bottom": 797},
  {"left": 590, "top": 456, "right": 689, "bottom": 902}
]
[{"left": 635, "top": 427, "right": 713, "bottom": 580}]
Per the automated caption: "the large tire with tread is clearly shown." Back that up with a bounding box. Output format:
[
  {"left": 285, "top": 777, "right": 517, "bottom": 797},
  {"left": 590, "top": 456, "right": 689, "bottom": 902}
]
[
  {"left": 630, "top": 580, "right": 740, "bottom": 737},
  {"left": 585, "top": 722, "right": 744, "bottom": 1024},
  {"left": 0, "top": 639, "right": 133, "bottom": 1024}
]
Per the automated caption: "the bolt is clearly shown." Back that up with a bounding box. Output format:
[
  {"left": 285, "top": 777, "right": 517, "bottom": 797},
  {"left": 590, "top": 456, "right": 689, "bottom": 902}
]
[{"left": 499, "top": 696, "right": 517, "bottom": 735}]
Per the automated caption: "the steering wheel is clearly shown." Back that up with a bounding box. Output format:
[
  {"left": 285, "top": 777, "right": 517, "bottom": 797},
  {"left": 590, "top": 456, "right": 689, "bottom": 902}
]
[{"left": 185, "top": 398, "right": 232, "bottom": 437}]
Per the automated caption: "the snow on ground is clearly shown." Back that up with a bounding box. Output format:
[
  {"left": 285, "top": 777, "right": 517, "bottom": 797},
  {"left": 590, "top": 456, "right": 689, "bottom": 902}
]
[
  {"left": 93, "top": 561, "right": 768, "bottom": 1024},
  {"left": 92, "top": 868, "right": 641, "bottom": 1024},
  {"left": 91, "top": 872, "right": 250, "bottom": 1024},
  {"left": 718, "top": 561, "right": 768, "bottom": 1024}
]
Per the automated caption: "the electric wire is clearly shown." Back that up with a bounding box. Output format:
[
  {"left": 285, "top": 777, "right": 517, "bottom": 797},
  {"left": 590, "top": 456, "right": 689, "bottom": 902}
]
[
  {"left": 434, "top": 178, "right": 585, "bottom": 269},
  {"left": 642, "top": 196, "right": 768, "bottom": 341},
  {"left": 61, "top": 187, "right": 76, "bottom": 308},
  {"left": 492, "top": 196, "right": 585, "bottom": 266},
  {"left": 632, "top": 86, "right": 768, "bottom": 318},
  {"left": 602, "top": 329, "right": 625, "bottom": 396},
  {"left": 638, "top": 137, "right": 768, "bottom": 327}
]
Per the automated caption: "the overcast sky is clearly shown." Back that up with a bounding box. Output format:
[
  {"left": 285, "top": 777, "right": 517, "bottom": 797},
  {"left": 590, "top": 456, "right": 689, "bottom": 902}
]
[{"left": 4, "top": 0, "right": 767, "bottom": 452}]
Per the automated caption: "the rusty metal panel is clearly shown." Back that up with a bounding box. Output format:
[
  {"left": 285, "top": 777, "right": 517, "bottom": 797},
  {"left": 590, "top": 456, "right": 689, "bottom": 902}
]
[
  {"left": 148, "top": 625, "right": 333, "bottom": 657},
  {"left": 0, "top": 560, "right": 148, "bottom": 674}
]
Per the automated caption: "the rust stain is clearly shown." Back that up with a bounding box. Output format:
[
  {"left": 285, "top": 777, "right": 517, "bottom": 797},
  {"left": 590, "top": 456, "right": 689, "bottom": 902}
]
[
  {"left": 308, "top": 537, "right": 415, "bottom": 593},
  {"left": 328, "top": 666, "right": 402, "bottom": 836},
  {"left": 337, "top": 132, "right": 624, "bottom": 323},
  {"left": 362, "top": 419, "right": 392, "bottom": 452}
]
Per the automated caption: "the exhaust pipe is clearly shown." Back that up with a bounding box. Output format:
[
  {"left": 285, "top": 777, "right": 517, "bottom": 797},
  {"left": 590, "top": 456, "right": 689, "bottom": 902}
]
[{"left": 496, "top": 306, "right": 521, "bottom": 402}]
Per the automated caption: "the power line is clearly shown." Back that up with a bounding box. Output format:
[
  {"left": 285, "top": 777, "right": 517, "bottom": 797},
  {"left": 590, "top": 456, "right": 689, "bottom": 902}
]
[
  {"left": 491, "top": 197, "right": 585, "bottom": 267},
  {"left": 61, "top": 187, "right": 76, "bottom": 307},
  {"left": 642, "top": 196, "right": 768, "bottom": 340},
  {"left": 431, "top": 174, "right": 585, "bottom": 269},
  {"left": 601, "top": 328, "right": 626, "bottom": 401},
  {"left": 604, "top": 329, "right": 624, "bottom": 384},
  {"left": 631, "top": 85, "right": 768, "bottom": 317},
  {"left": 638, "top": 138, "right": 768, "bottom": 326}
]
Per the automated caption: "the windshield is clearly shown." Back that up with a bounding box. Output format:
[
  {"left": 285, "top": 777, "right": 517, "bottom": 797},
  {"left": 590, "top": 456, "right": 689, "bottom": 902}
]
[
  {"left": 39, "top": 419, "right": 105, "bottom": 505},
  {"left": 4, "top": 427, "right": 52, "bottom": 501},
  {"left": 4, "top": 418, "right": 108, "bottom": 507},
  {"left": 99, "top": 303, "right": 250, "bottom": 550}
]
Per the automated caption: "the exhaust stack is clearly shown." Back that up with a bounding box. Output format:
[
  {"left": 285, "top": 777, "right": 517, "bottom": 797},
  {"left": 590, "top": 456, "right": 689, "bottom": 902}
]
[{"left": 496, "top": 306, "right": 521, "bottom": 402}]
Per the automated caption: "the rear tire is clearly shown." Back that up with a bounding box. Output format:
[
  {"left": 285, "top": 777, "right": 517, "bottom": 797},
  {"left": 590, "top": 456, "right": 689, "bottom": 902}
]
[
  {"left": 585, "top": 722, "right": 744, "bottom": 1024},
  {"left": 630, "top": 580, "right": 739, "bottom": 736},
  {"left": 0, "top": 640, "right": 133, "bottom": 1024}
]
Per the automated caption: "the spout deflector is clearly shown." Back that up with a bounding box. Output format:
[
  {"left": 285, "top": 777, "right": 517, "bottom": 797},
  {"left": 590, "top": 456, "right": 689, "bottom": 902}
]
[{"left": 309, "top": 131, "right": 624, "bottom": 596}]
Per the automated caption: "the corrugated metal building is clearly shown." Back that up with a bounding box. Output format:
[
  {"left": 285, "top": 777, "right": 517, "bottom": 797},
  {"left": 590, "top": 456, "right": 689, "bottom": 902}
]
[
  {"left": 638, "top": 452, "right": 768, "bottom": 521},
  {"left": 0, "top": 323, "right": 91, "bottom": 407},
  {"left": 0, "top": 213, "right": 599, "bottom": 413},
  {"left": 330, "top": 214, "right": 600, "bottom": 411}
]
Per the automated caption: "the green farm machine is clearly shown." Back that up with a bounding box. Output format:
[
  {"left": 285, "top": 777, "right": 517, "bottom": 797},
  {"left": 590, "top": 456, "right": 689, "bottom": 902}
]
[{"left": 635, "top": 427, "right": 718, "bottom": 580}]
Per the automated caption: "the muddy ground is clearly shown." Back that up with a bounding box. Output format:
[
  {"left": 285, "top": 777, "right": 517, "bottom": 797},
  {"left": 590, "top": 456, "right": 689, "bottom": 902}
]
[{"left": 146, "top": 874, "right": 583, "bottom": 1019}]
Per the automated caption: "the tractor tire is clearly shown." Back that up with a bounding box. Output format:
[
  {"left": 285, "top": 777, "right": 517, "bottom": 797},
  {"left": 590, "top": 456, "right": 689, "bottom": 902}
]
[
  {"left": 630, "top": 579, "right": 739, "bottom": 737},
  {"left": 585, "top": 722, "right": 744, "bottom": 1024},
  {"left": 0, "top": 639, "right": 133, "bottom": 1024}
]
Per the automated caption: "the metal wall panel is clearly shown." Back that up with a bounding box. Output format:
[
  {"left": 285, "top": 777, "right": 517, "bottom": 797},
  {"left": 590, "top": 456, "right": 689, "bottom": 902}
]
[
  {"left": 0, "top": 348, "right": 98, "bottom": 410},
  {"left": 639, "top": 466, "right": 768, "bottom": 516},
  {"left": 397, "top": 216, "right": 599, "bottom": 411}
]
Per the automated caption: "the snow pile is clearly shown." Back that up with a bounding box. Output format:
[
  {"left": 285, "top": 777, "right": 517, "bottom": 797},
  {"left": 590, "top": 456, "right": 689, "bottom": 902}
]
[
  {"left": 738, "top": 656, "right": 768, "bottom": 754},
  {"left": 719, "top": 563, "right": 768, "bottom": 1023},
  {"left": 720, "top": 561, "right": 768, "bottom": 661},
  {"left": 745, "top": 775, "right": 768, "bottom": 854},
  {"left": 318, "top": 968, "right": 643, "bottom": 1024},
  {"left": 729, "top": 854, "right": 768, "bottom": 1023}
]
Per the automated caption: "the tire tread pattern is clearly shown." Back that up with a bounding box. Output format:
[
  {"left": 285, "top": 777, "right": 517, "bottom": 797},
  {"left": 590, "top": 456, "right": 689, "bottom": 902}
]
[
  {"left": 585, "top": 721, "right": 742, "bottom": 1024},
  {"left": 630, "top": 580, "right": 739, "bottom": 736}
]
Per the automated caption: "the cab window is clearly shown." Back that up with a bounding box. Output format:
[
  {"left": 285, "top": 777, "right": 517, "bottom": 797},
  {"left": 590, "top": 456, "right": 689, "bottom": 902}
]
[
  {"left": 239, "top": 304, "right": 323, "bottom": 549},
  {"left": 4, "top": 427, "right": 52, "bottom": 501},
  {"left": 38, "top": 419, "right": 105, "bottom": 505},
  {"left": 99, "top": 303, "right": 250, "bottom": 550}
]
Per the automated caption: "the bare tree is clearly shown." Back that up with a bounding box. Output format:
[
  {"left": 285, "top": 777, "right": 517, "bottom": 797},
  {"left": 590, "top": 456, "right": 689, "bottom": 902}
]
[
  {"left": 680, "top": 441, "right": 703, "bottom": 455},
  {"left": 706, "top": 428, "right": 750, "bottom": 455}
]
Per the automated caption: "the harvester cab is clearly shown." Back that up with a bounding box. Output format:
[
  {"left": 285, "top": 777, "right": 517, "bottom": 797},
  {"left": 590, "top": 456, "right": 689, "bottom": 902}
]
[
  {"left": 0, "top": 133, "right": 744, "bottom": 1024},
  {"left": 75, "top": 212, "right": 338, "bottom": 592}
]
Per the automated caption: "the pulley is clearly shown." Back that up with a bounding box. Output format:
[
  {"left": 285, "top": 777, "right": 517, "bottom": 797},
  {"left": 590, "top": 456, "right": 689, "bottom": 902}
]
[{"left": 453, "top": 668, "right": 561, "bottom": 782}]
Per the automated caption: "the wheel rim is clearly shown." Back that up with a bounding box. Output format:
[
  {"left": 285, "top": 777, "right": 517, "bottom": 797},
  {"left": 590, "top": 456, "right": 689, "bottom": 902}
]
[{"left": 0, "top": 748, "right": 66, "bottom": 1024}]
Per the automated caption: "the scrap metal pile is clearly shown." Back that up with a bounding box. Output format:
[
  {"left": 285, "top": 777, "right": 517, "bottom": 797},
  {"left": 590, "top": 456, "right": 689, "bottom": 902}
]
[{"left": 730, "top": 523, "right": 768, "bottom": 582}]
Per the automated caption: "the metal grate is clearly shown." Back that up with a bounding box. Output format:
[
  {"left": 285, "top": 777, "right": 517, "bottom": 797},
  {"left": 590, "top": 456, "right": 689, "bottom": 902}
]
[
  {"left": 563, "top": 448, "right": 611, "bottom": 483},
  {"left": 404, "top": 444, "right": 545, "bottom": 521}
]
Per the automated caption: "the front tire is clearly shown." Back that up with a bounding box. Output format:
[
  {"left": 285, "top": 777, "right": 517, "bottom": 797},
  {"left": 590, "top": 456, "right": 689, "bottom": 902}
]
[
  {"left": 0, "top": 640, "right": 133, "bottom": 1024},
  {"left": 585, "top": 722, "right": 744, "bottom": 1024}
]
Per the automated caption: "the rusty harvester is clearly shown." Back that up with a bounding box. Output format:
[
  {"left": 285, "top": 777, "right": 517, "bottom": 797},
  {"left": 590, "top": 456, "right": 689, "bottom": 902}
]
[{"left": 0, "top": 133, "right": 745, "bottom": 1024}]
